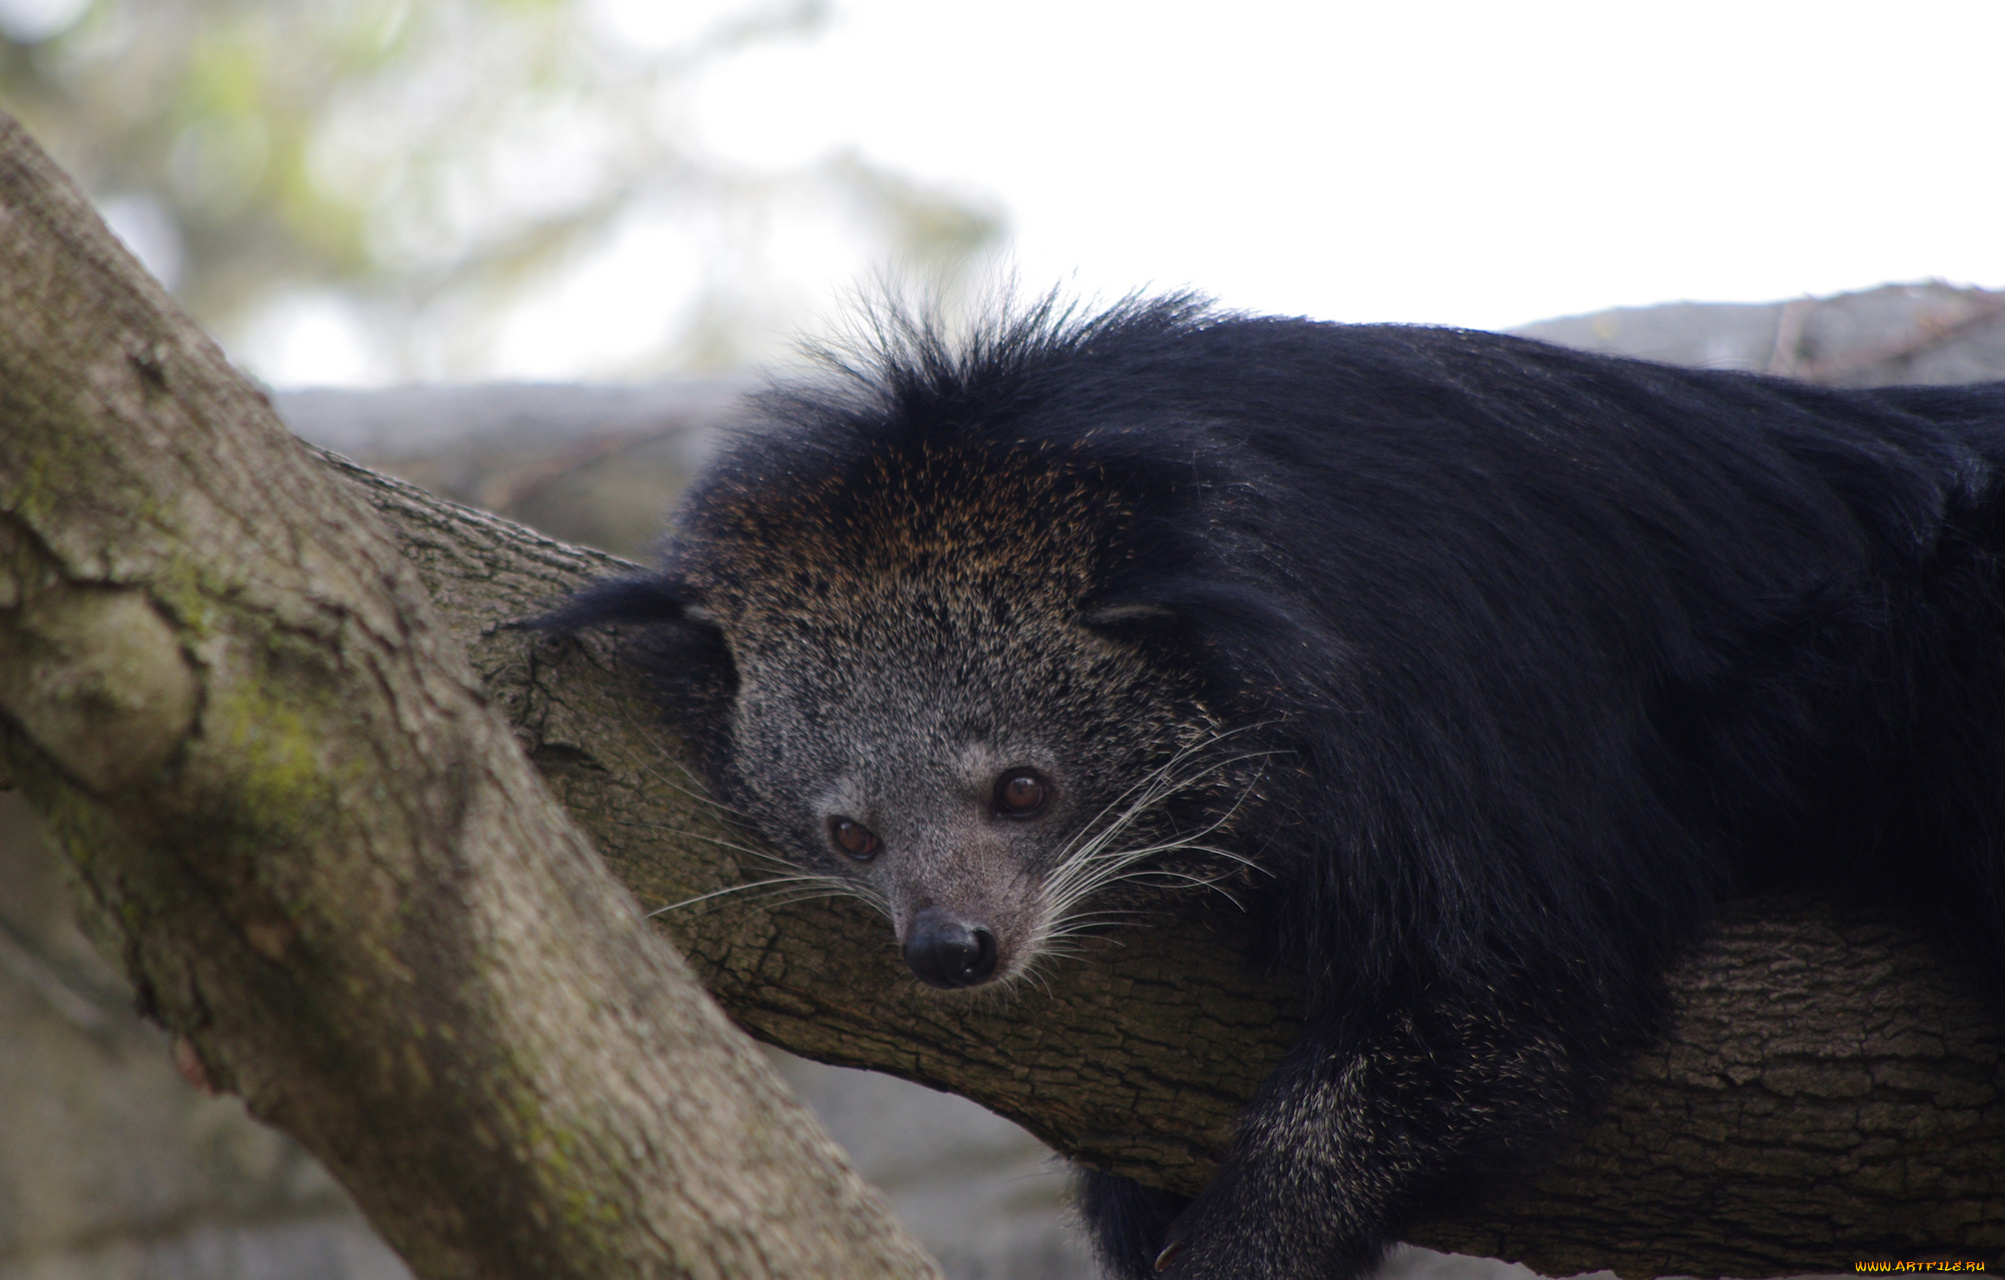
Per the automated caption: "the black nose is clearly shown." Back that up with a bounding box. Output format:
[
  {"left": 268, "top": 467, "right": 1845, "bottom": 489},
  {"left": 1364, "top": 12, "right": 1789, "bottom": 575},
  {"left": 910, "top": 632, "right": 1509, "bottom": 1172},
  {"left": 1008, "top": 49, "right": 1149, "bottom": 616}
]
[{"left": 901, "top": 909, "right": 999, "bottom": 988}]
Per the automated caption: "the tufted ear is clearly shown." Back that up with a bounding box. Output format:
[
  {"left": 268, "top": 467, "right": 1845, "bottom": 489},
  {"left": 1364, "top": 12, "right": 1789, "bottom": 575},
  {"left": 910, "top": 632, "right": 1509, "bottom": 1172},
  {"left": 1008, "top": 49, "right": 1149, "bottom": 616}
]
[
  {"left": 1077, "top": 592, "right": 1196, "bottom": 676},
  {"left": 1080, "top": 575, "right": 1331, "bottom": 715},
  {"left": 531, "top": 573, "right": 740, "bottom": 752},
  {"left": 1077, "top": 600, "right": 1180, "bottom": 630},
  {"left": 531, "top": 574, "right": 714, "bottom": 633}
]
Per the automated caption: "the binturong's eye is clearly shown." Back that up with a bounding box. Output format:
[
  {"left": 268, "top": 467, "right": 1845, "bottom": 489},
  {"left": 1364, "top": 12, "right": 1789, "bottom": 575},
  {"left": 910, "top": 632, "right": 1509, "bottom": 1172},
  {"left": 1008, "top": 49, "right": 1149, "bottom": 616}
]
[
  {"left": 993, "top": 771, "right": 1051, "bottom": 818},
  {"left": 829, "top": 817, "right": 880, "bottom": 860}
]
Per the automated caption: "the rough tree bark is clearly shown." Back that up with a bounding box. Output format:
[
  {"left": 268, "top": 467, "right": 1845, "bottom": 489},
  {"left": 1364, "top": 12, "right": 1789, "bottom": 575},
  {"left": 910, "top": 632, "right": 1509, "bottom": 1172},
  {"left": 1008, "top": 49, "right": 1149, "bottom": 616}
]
[
  {"left": 4, "top": 112, "right": 2002, "bottom": 1280},
  {"left": 0, "top": 114, "right": 940, "bottom": 1280}
]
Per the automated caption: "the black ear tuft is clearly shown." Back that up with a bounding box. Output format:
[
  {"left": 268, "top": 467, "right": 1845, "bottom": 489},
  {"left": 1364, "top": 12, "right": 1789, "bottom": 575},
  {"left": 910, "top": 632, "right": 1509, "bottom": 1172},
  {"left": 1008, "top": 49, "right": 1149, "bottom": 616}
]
[
  {"left": 1078, "top": 600, "right": 1181, "bottom": 631},
  {"left": 527, "top": 573, "right": 739, "bottom": 744},
  {"left": 1081, "top": 576, "right": 1328, "bottom": 713},
  {"left": 528, "top": 574, "right": 712, "bottom": 633}
]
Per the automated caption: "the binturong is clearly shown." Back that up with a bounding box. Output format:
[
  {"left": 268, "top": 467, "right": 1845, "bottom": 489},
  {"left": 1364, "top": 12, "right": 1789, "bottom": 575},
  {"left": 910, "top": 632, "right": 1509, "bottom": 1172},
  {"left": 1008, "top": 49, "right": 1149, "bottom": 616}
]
[{"left": 543, "top": 293, "right": 2005, "bottom": 1280}]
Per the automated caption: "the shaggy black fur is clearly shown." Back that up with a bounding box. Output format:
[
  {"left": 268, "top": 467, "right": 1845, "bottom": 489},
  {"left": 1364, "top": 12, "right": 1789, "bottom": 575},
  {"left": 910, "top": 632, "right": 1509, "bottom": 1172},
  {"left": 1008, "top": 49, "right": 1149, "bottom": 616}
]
[{"left": 551, "top": 295, "right": 2005, "bottom": 1280}]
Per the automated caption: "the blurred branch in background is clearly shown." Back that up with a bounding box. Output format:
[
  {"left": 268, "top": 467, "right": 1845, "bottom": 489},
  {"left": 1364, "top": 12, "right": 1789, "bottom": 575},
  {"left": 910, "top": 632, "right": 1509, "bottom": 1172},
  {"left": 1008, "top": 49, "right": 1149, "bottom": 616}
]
[{"left": 0, "top": 0, "right": 1005, "bottom": 384}]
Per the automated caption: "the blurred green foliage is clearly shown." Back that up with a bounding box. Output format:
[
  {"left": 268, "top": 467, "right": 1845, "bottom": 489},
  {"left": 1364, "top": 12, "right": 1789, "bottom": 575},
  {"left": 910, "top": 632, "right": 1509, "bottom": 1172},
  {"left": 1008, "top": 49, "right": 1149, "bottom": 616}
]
[{"left": 0, "top": 0, "right": 1004, "bottom": 379}]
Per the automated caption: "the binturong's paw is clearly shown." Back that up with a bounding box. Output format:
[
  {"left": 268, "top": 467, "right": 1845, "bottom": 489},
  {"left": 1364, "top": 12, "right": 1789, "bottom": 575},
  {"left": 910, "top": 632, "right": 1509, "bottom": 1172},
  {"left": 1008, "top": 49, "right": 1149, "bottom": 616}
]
[
  {"left": 1149, "top": 1161, "right": 1393, "bottom": 1280},
  {"left": 1074, "top": 1167, "right": 1193, "bottom": 1280}
]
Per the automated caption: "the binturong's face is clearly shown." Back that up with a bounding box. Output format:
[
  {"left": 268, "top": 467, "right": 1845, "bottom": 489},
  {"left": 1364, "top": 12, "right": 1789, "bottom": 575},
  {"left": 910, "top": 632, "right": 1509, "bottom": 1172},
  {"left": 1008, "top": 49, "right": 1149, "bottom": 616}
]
[
  {"left": 675, "top": 443, "right": 1240, "bottom": 990},
  {"left": 715, "top": 581, "right": 1221, "bottom": 990}
]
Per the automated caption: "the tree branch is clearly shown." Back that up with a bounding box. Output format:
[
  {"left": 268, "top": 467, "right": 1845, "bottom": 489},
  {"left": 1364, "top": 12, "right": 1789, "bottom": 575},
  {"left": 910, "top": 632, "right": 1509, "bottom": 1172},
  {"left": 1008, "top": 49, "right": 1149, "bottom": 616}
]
[{"left": 0, "top": 112, "right": 939, "bottom": 1280}]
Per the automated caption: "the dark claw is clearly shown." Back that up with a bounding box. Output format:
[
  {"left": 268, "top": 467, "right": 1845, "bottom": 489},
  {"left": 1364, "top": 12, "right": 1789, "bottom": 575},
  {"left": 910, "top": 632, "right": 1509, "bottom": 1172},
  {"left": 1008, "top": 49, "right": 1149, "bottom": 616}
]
[{"left": 1155, "top": 1209, "right": 1193, "bottom": 1273}]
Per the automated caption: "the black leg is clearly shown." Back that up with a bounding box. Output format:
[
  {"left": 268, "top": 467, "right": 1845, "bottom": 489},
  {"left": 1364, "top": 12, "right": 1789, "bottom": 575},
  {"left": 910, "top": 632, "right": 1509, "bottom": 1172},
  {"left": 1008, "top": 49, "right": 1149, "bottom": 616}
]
[
  {"left": 1075, "top": 1166, "right": 1194, "bottom": 1280},
  {"left": 1155, "top": 991, "right": 1629, "bottom": 1280}
]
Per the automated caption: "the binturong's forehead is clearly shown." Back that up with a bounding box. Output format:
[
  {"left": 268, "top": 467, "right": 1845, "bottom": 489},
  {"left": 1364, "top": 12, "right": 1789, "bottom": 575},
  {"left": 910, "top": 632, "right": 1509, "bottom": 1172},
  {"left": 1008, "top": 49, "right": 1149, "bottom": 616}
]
[
  {"left": 665, "top": 436, "right": 1179, "bottom": 763},
  {"left": 670, "top": 437, "right": 1131, "bottom": 643}
]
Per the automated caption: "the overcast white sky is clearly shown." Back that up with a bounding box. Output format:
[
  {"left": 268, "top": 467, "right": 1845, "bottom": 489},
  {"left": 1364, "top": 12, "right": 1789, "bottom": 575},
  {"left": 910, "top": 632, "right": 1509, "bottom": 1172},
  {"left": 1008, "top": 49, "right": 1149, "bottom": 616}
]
[
  {"left": 663, "top": 0, "right": 2003, "bottom": 332},
  {"left": 248, "top": 0, "right": 2005, "bottom": 384}
]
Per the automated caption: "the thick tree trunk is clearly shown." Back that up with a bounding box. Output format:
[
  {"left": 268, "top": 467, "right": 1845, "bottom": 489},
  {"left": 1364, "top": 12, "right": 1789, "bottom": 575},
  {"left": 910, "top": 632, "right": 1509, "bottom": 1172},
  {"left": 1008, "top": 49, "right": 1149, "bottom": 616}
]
[
  {"left": 4, "top": 110, "right": 2002, "bottom": 1280},
  {"left": 0, "top": 114, "right": 940, "bottom": 1280}
]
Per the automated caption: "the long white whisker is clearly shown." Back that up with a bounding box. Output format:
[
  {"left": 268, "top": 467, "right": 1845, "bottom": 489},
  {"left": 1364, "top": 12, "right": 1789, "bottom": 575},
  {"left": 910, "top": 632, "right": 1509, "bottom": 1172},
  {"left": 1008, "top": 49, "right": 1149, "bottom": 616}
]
[
  {"left": 1048, "top": 745, "right": 1278, "bottom": 881},
  {"left": 619, "top": 707, "right": 763, "bottom": 823},
  {"left": 616, "top": 822, "right": 779, "bottom": 863},
  {"left": 646, "top": 874, "right": 847, "bottom": 916},
  {"left": 760, "top": 886, "right": 893, "bottom": 918},
  {"left": 1031, "top": 725, "right": 1287, "bottom": 957},
  {"left": 1055, "top": 735, "right": 1270, "bottom": 852}
]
